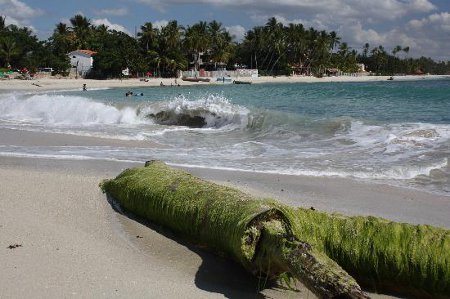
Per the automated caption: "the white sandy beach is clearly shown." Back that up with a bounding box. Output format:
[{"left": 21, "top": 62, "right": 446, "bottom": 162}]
[
  {"left": 0, "top": 74, "right": 448, "bottom": 91},
  {"left": 1, "top": 75, "right": 449, "bottom": 298}
]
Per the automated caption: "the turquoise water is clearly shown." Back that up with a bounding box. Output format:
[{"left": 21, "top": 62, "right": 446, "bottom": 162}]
[{"left": 1, "top": 79, "right": 449, "bottom": 194}]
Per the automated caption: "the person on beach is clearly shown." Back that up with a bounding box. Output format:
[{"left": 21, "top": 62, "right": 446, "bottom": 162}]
[
  {"left": 82, "top": 84, "right": 87, "bottom": 91},
  {"left": 160, "top": 81, "right": 164, "bottom": 86}
]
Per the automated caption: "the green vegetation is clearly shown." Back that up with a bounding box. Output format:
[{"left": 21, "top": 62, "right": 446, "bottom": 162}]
[
  {"left": 100, "top": 161, "right": 450, "bottom": 299},
  {"left": 281, "top": 207, "right": 450, "bottom": 298},
  {"left": 1, "top": 15, "right": 449, "bottom": 77}
]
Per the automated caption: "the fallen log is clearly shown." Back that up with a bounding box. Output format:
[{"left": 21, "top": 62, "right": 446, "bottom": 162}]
[
  {"left": 100, "top": 160, "right": 368, "bottom": 298},
  {"left": 282, "top": 208, "right": 450, "bottom": 299}
]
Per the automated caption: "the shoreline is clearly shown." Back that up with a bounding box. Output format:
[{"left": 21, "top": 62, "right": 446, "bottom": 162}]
[
  {"left": 1, "top": 127, "right": 449, "bottom": 229},
  {"left": 1, "top": 74, "right": 448, "bottom": 91}
]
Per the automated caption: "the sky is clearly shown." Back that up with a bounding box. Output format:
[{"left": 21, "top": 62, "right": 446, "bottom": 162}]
[{"left": 1, "top": 0, "right": 449, "bottom": 61}]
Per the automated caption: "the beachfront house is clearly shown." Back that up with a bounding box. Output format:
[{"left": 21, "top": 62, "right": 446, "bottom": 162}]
[
  {"left": 357, "top": 64, "right": 366, "bottom": 72},
  {"left": 68, "top": 50, "right": 97, "bottom": 78}
]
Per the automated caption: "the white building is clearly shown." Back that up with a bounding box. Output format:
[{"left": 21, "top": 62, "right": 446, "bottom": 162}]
[
  {"left": 68, "top": 50, "right": 97, "bottom": 78},
  {"left": 357, "top": 63, "right": 366, "bottom": 72}
]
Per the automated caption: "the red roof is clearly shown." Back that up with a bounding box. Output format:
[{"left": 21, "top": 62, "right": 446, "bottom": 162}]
[{"left": 74, "top": 49, "right": 97, "bottom": 56}]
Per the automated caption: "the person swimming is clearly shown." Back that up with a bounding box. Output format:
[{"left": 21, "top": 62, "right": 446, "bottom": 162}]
[{"left": 126, "top": 91, "right": 144, "bottom": 97}]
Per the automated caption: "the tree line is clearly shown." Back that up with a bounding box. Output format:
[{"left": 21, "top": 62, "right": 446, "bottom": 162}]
[{"left": 1, "top": 15, "right": 449, "bottom": 78}]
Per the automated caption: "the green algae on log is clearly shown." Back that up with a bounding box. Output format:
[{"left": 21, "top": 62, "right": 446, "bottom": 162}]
[
  {"left": 100, "top": 160, "right": 367, "bottom": 299},
  {"left": 281, "top": 207, "right": 450, "bottom": 299}
]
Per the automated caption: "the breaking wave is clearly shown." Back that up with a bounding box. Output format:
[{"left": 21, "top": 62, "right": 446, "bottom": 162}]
[
  {"left": 140, "top": 94, "right": 249, "bottom": 128},
  {"left": 0, "top": 93, "right": 142, "bottom": 126}
]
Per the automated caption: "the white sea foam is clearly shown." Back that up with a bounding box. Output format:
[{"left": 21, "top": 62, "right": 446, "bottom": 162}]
[
  {"left": 345, "top": 121, "right": 450, "bottom": 153},
  {"left": 166, "top": 157, "right": 448, "bottom": 180},
  {"left": 0, "top": 150, "right": 141, "bottom": 163},
  {"left": 139, "top": 94, "right": 249, "bottom": 129},
  {"left": 0, "top": 93, "right": 143, "bottom": 126}
]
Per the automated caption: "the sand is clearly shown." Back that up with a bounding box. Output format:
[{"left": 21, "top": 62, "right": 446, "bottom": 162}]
[
  {"left": 2, "top": 157, "right": 443, "bottom": 298},
  {"left": 1, "top": 76, "right": 449, "bottom": 297},
  {"left": 0, "top": 74, "right": 448, "bottom": 92},
  {"left": 0, "top": 155, "right": 318, "bottom": 298},
  {"left": 0, "top": 128, "right": 309, "bottom": 298}
]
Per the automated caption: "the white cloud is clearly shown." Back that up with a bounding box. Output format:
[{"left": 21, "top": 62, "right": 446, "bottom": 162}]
[
  {"left": 225, "top": 25, "right": 246, "bottom": 42},
  {"left": 336, "top": 12, "right": 450, "bottom": 61},
  {"left": 91, "top": 18, "right": 132, "bottom": 35},
  {"left": 137, "top": 0, "right": 436, "bottom": 21},
  {"left": 407, "top": 12, "right": 450, "bottom": 32},
  {"left": 338, "top": 21, "right": 385, "bottom": 47},
  {"left": 153, "top": 19, "right": 169, "bottom": 29},
  {"left": 0, "top": 0, "right": 42, "bottom": 30},
  {"left": 410, "top": 0, "right": 436, "bottom": 12},
  {"left": 402, "top": 12, "right": 450, "bottom": 60},
  {"left": 245, "top": 7, "right": 449, "bottom": 61},
  {"left": 94, "top": 7, "right": 129, "bottom": 17}
]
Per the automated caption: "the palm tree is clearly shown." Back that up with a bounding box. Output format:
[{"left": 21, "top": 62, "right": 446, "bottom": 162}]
[
  {"left": 207, "top": 20, "right": 234, "bottom": 68},
  {"left": 403, "top": 46, "right": 410, "bottom": 58},
  {"left": 244, "top": 26, "right": 264, "bottom": 69},
  {"left": 184, "top": 21, "right": 209, "bottom": 70},
  {"left": 208, "top": 20, "right": 224, "bottom": 41},
  {"left": 371, "top": 45, "right": 387, "bottom": 74},
  {"left": 49, "top": 22, "right": 76, "bottom": 55},
  {"left": 392, "top": 45, "right": 402, "bottom": 57},
  {"left": 161, "top": 20, "right": 183, "bottom": 50},
  {"left": 95, "top": 24, "right": 109, "bottom": 35},
  {"left": 283, "top": 23, "right": 307, "bottom": 73},
  {"left": 0, "top": 37, "right": 19, "bottom": 67},
  {"left": 329, "top": 31, "right": 341, "bottom": 51},
  {"left": 0, "top": 16, "right": 6, "bottom": 32},
  {"left": 362, "top": 43, "right": 370, "bottom": 58},
  {"left": 260, "top": 17, "right": 284, "bottom": 72},
  {"left": 138, "top": 22, "right": 158, "bottom": 52},
  {"left": 69, "top": 14, "right": 91, "bottom": 49},
  {"left": 55, "top": 22, "right": 69, "bottom": 35},
  {"left": 158, "top": 20, "right": 185, "bottom": 76}
]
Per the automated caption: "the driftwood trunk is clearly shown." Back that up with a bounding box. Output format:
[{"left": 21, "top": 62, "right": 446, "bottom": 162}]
[{"left": 100, "top": 160, "right": 368, "bottom": 298}]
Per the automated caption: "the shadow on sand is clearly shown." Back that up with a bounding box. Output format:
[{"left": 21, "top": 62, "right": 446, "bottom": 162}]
[{"left": 105, "top": 194, "right": 280, "bottom": 298}]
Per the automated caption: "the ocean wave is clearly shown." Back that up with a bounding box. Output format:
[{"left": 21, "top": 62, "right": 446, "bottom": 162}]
[
  {"left": 139, "top": 94, "right": 249, "bottom": 129},
  {"left": 0, "top": 150, "right": 141, "bottom": 163},
  {"left": 0, "top": 93, "right": 143, "bottom": 126},
  {"left": 166, "top": 157, "right": 448, "bottom": 181},
  {"left": 377, "top": 158, "right": 449, "bottom": 180},
  {"left": 344, "top": 121, "right": 450, "bottom": 150}
]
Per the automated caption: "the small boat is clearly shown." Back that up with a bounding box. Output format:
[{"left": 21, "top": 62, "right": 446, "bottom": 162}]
[
  {"left": 182, "top": 77, "right": 211, "bottom": 82},
  {"left": 233, "top": 80, "right": 251, "bottom": 85},
  {"left": 216, "top": 77, "right": 233, "bottom": 84},
  {"left": 387, "top": 76, "right": 394, "bottom": 81}
]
